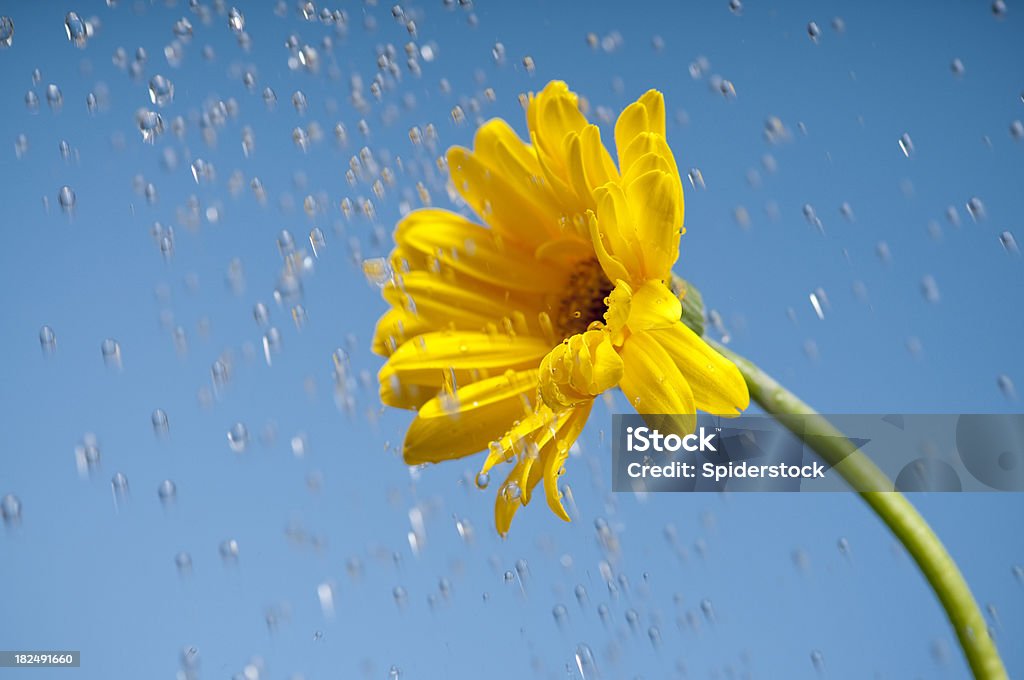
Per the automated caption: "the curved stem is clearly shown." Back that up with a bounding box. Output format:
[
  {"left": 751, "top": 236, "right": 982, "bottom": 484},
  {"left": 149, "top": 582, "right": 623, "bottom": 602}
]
[{"left": 709, "top": 339, "right": 1007, "bottom": 679}]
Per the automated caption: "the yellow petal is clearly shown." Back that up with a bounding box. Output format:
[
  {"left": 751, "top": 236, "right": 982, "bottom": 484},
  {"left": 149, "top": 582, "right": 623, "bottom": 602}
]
[
  {"left": 587, "top": 211, "right": 631, "bottom": 286},
  {"left": 614, "top": 90, "right": 666, "bottom": 169},
  {"left": 648, "top": 322, "right": 750, "bottom": 416},
  {"left": 624, "top": 169, "right": 683, "bottom": 280},
  {"left": 618, "top": 330, "right": 696, "bottom": 436},
  {"left": 471, "top": 119, "right": 566, "bottom": 220},
  {"left": 603, "top": 278, "right": 633, "bottom": 345},
  {"left": 378, "top": 331, "right": 550, "bottom": 408},
  {"left": 539, "top": 329, "right": 624, "bottom": 409},
  {"left": 530, "top": 81, "right": 589, "bottom": 173},
  {"left": 592, "top": 183, "right": 642, "bottom": 279},
  {"left": 395, "top": 209, "right": 561, "bottom": 293},
  {"left": 625, "top": 279, "right": 682, "bottom": 331},
  {"left": 619, "top": 132, "right": 679, "bottom": 181},
  {"left": 447, "top": 146, "right": 556, "bottom": 247},
  {"left": 372, "top": 307, "right": 431, "bottom": 357},
  {"left": 542, "top": 400, "right": 592, "bottom": 521},
  {"left": 403, "top": 369, "right": 538, "bottom": 464}
]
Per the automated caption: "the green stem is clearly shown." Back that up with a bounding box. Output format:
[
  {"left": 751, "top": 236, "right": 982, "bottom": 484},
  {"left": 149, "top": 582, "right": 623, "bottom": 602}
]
[{"left": 708, "top": 339, "right": 1006, "bottom": 680}]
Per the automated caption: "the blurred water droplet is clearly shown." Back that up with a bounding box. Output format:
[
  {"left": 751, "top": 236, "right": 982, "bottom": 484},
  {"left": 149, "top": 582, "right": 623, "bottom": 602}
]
[
  {"left": 625, "top": 608, "right": 640, "bottom": 630},
  {"left": 45, "top": 84, "right": 63, "bottom": 110},
  {"left": 992, "top": 0, "right": 1007, "bottom": 18},
  {"left": 151, "top": 408, "right": 169, "bottom": 436},
  {"left": 920, "top": 275, "right": 940, "bottom": 303},
  {"left": 837, "top": 537, "right": 850, "bottom": 556},
  {"left": 898, "top": 132, "right": 914, "bottom": 157},
  {"left": 136, "top": 108, "right": 164, "bottom": 143},
  {"left": 700, "top": 598, "right": 715, "bottom": 622},
  {"left": 807, "top": 21, "right": 821, "bottom": 43},
  {"left": 574, "top": 584, "right": 588, "bottom": 607},
  {"left": 999, "top": 231, "right": 1018, "bottom": 254},
  {"left": 64, "top": 12, "right": 87, "bottom": 47},
  {"left": 39, "top": 325, "right": 57, "bottom": 354},
  {"left": 157, "top": 479, "right": 177, "bottom": 504},
  {"left": 228, "top": 7, "right": 245, "bottom": 33},
  {"left": 1, "top": 493, "right": 22, "bottom": 525},
  {"left": 148, "top": 75, "right": 174, "bottom": 106},
  {"left": 1011, "top": 120, "right": 1024, "bottom": 141},
  {"left": 219, "top": 538, "right": 239, "bottom": 562},
  {"left": 552, "top": 603, "right": 568, "bottom": 626},
  {"left": 0, "top": 16, "right": 13, "bottom": 47},
  {"left": 227, "top": 422, "right": 249, "bottom": 452},
  {"left": 392, "top": 585, "right": 408, "bottom": 607},
  {"left": 966, "top": 196, "right": 985, "bottom": 221},
  {"left": 101, "top": 338, "right": 121, "bottom": 367},
  {"left": 388, "top": 666, "right": 401, "bottom": 680},
  {"left": 810, "top": 649, "right": 825, "bottom": 673},
  {"left": 729, "top": 0, "right": 743, "bottom": 15},
  {"left": 997, "top": 374, "right": 1016, "bottom": 400},
  {"left": 648, "top": 625, "right": 662, "bottom": 647},
  {"left": 503, "top": 570, "right": 514, "bottom": 583},
  {"left": 951, "top": 58, "right": 965, "bottom": 76},
  {"left": 175, "top": 551, "right": 192, "bottom": 574},
  {"left": 57, "top": 185, "right": 76, "bottom": 213},
  {"left": 111, "top": 472, "right": 130, "bottom": 501}
]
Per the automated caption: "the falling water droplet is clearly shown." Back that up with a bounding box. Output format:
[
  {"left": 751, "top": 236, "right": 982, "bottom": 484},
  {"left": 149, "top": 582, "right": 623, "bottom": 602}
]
[
  {"left": 151, "top": 408, "right": 169, "bottom": 436},
  {"left": 898, "top": 132, "right": 914, "bottom": 157},
  {"left": 807, "top": 21, "right": 821, "bottom": 43},
  {"left": 57, "top": 185, "right": 76, "bottom": 213},
  {"left": 157, "top": 479, "right": 177, "bottom": 504},
  {"left": 175, "top": 551, "right": 192, "bottom": 573},
  {"left": 100, "top": 338, "right": 121, "bottom": 367},
  {"left": 227, "top": 422, "right": 249, "bottom": 452},
  {"left": 148, "top": 75, "right": 174, "bottom": 106},
  {"left": 227, "top": 7, "right": 245, "bottom": 33},
  {"left": 39, "top": 325, "right": 57, "bottom": 354},
  {"left": 1, "top": 493, "right": 22, "bottom": 525},
  {"left": 45, "top": 84, "right": 63, "bottom": 110},
  {"left": 0, "top": 16, "right": 14, "bottom": 48},
  {"left": 810, "top": 649, "right": 825, "bottom": 673},
  {"left": 111, "top": 472, "right": 130, "bottom": 500},
  {"left": 219, "top": 538, "right": 240, "bottom": 562},
  {"left": 997, "top": 375, "right": 1016, "bottom": 400},
  {"left": 64, "top": 12, "right": 87, "bottom": 47}
]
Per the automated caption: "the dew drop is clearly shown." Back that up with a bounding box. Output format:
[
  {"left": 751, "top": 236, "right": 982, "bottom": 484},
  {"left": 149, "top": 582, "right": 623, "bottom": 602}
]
[{"left": 475, "top": 471, "right": 490, "bottom": 489}]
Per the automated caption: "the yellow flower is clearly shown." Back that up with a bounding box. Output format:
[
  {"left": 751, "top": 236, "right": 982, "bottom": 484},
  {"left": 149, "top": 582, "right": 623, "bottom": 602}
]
[{"left": 373, "top": 81, "right": 749, "bottom": 535}]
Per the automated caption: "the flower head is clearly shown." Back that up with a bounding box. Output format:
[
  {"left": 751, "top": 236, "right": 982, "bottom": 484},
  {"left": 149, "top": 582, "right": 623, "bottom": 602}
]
[{"left": 374, "top": 81, "right": 749, "bottom": 534}]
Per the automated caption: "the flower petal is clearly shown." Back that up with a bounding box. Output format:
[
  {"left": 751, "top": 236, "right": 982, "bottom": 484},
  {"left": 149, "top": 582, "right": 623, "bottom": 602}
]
[
  {"left": 648, "top": 322, "right": 750, "bottom": 416},
  {"left": 379, "top": 331, "right": 550, "bottom": 408},
  {"left": 539, "top": 329, "right": 624, "bottom": 410},
  {"left": 403, "top": 369, "right": 538, "bottom": 464},
  {"left": 618, "top": 330, "right": 697, "bottom": 436},
  {"left": 623, "top": 169, "right": 684, "bottom": 280},
  {"left": 614, "top": 90, "right": 666, "bottom": 169},
  {"left": 625, "top": 279, "right": 682, "bottom": 331},
  {"left": 372, "top": 307, "right": 431, "bottom": 357},
  {"left": 395, "top": 209, "right": 561, "bottom": 293}
]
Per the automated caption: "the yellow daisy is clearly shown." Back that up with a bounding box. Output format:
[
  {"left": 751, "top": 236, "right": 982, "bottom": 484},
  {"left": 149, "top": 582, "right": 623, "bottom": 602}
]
[{"left": 373, "top": 81, "right": 749, "bottom": 535}]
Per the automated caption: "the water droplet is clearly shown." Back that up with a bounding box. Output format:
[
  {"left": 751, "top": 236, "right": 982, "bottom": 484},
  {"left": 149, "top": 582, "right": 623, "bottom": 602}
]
[
  {"left": 810, "top": 649, "right": 825, "bottom": 672},
  {"left": 898, "top": 132, "right": 914, "bottom": 157},
  {"left": 574, "top": 584, "right": 588, "bottom": 607},
  {"left": 522, "top": 55, "right": 535, "bottom": 74},
  {"left": 807, "top": 21, "right": 821, "bottom": 43},
  {"left": 227, "top": 422, "right": 249, "bottom": 452},
  {"left": 227, "top": 7, "right": 245, "bottom": 33},
  {"left": 173, "top": 17, "right": 193, "bottom": 38},
  {"left": 837, "top": 537, "right": 850, "bottom": 555},
  {"left": 157, "top": 479, "right": 177, "bottom": 504},
  {"left": 111, "top": 472, "right": 130, "bottom": 500},
  {"left": 388, "top": 666, "right": 402, "bottom": 680},
  {"left": 966, "top": 196, "right": 986, "bottom": 221},
  {"left": 56, "top": 185, "right": 76, "bottom": 213},
  {"left": 64, "top": 12, "right": 87, "bottom": 47},
  {"left": 648, "top": 625, "right": 662, "bottom": 647},
  {"left": 0, "top": 16, "right": 14, "bottom": 48},
  {"left": 999, "top": 231, "right": 1018, "bottom": 254},
  {"left": 392, "top": 585, "right": 408, "bottom": 606},
  {"left": 729, "top": 0, "right": 743, "bottom": 15},
  {"left": 292, "top": 90, "right": 308, "bottom": 114},
  {"left": 45, "top": 84, "right": 63, "bottom": 110},
  {"left": 700, "top": 598, "right": 715, "bottom": 622},
  {"left": 474, "top": 471, "right": 490, "bottom": 490},
  {"left": 1, "top": 493, "right": 22, "bottom": 525},
  {"left": 175, "top": 551, "right": 192, "bottom": 573},
  {"left": 136, "top": 108, "right": 164, "bottom": 143},
  {"left": 951, "top": 58, "right": 965, "bottom": 76},
  {"left": 992, "top": 0, "right": 1007, "bottom": 18},
  {"left": 219, "top": 538, "right": 239, "bottom": 562},
  {"left": 362, "top": 258, "right": 393, "bottom": 287},
  {"left": 920, "top": 275, "right": 940, "bottom": 303},
  {"left": 100, "top": 338, "right": 121, "bottom": 367},
  {"left": 147, "top": 75, "right": 174, "bottom": 106},
  {"left": 625, "top": 608, "right": 640, "bottom": 630},
  {"left": 997, "top": 374, "right": 1016, "bottom": 400},
  {"left": 39, "top": 325, "right": 57, "bottom": 354},
  {"left": 552, "top": 604, "right": 568, "bottom": 626},
  {"left": 151, "top": 408, "right": 169, "bottom": 435}
]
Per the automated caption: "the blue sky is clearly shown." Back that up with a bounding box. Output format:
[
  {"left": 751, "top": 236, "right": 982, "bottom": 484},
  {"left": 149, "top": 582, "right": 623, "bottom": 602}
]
[{"left": 1, "top": 1, "right": 1022, "bottom": 678}]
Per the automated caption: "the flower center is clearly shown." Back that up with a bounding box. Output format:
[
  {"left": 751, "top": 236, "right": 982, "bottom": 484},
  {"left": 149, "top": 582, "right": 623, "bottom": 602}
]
[{"left": 555, "top": 258, "right": 614, "bottom": 339}]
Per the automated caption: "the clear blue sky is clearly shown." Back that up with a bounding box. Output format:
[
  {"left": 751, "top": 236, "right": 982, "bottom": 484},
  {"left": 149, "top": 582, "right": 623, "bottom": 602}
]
[{"left": 1, "top": 1, "right": 1022, "bottom": 678}]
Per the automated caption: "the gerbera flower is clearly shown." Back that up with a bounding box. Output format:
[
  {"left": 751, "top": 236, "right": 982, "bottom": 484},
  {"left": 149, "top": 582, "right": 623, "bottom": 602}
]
[{"left": 373, "top": 81, "right": 749, "bottom": 534}]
